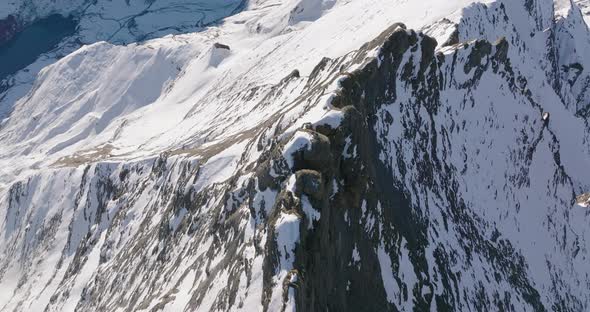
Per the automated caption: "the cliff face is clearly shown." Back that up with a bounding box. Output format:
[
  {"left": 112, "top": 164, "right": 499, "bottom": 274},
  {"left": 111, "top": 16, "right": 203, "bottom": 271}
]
[{"left": 1, "top": 0, "right": 590, "bottom": 311}]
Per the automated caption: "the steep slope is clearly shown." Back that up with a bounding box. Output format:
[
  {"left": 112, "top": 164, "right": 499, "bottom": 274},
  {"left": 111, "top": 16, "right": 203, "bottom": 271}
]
[
  {"left": 0, "top": 0, "right": 246, "bottom": 44},
  {"left": 0, "top": 0, "right": 246, "bottom": 120},
  {"left": 1, "top": 0, "right": 590, "bottom": 311}
]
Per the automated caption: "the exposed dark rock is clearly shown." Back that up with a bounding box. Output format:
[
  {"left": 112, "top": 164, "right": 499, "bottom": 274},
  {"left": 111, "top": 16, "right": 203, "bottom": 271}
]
[
  {"left": 288, "top": 69, "right": 300, "bottom": 79},
  {"left": 283, "top": 20, "right": 551, "bottom": 312},
  {"left": 443, "top": 27, "right": 460, "bottom": 47},
  {"left": 494, "top": 37, "right": 509, "bottom": 62},
  {"left": 294, "top": 170, "right": 324, "bottom": 200},
  {"left": 309, "top": 57, "right": 332, "bottom": 81},
  {"left": 214, "top": 42, "right": 231, "bottom": 50},
  {"left": 289, "top": 130, "right": 332, "bottom": 174},
  {"left": 281, "top": 69, "right": 301, "bottom": 84},
  {"left": 464, "top": 40, "right": 492, "bottom": 74},
  {"left": 5, "top": 2, "right": 590, "bottom": 310}
]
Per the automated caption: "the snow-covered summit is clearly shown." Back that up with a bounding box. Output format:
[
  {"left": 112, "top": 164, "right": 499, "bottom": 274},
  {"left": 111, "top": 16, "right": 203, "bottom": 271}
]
[
  {"left": 1, "top": 0, "right": 590, "bottom": 311},
  {"left": 0, "top": 0, "right": 492, "bottom": 186}
]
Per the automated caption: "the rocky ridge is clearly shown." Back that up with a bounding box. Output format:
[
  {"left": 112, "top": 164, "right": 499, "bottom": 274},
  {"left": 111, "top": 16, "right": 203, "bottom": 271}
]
[{"left": 1, "top": 0, "right": 590, "bottom": 311}]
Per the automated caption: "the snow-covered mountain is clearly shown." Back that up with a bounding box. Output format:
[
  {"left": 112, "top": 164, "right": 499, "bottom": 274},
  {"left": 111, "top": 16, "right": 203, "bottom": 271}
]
[
  {"left": 0, "top": 0, "right": 246, "bottom": 119},
  {"left": 0, "top": 0, "right": 246, "bottom": 44},
  {"left": 1, "top": 0, "right": 590, "bottom": 311}
]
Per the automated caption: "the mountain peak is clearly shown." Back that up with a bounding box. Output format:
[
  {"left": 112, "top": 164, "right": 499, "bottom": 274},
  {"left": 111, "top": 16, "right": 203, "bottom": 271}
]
[{"left": 1, "top": 0, "right": 590, "bottom": 311}]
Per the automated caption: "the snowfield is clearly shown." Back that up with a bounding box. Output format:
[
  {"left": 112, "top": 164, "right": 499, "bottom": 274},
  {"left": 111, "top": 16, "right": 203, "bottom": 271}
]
[{"left": 1, "top": 0, "right": 590, "bottom": 311}]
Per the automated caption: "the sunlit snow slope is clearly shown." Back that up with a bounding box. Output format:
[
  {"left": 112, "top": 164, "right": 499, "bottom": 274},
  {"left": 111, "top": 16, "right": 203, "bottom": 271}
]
[
  {"left": 1, "top": 0, "right": 590, "bottom": 311},
  {"left": 0, "top": 0, "right": 245, "bottom": 121}
]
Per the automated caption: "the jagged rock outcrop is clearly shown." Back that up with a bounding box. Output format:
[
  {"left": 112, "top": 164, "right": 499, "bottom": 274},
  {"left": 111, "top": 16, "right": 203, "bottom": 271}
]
[{"left": 1, "top": 0, "right": 590, "bottom": 311}]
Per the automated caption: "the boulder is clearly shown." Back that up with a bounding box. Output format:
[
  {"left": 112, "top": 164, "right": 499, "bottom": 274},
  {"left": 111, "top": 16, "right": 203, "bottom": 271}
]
[
  {"left": 294, "top": 170, "right": 324, "bottom": 200},
  {"left": 297, "top": 131, "right": 332, "bottom": 172},
  {"left": 283, "top": 130, "right": 332, "bottom": 173}
]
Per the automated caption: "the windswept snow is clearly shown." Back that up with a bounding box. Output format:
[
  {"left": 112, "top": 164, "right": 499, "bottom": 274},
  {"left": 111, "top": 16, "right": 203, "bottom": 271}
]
[
  {"left": 1, "top": 0, "right": 590, "bottom": 311},
  {"left": 0, "top": 0, "right": 494, "bottom": 187}
]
